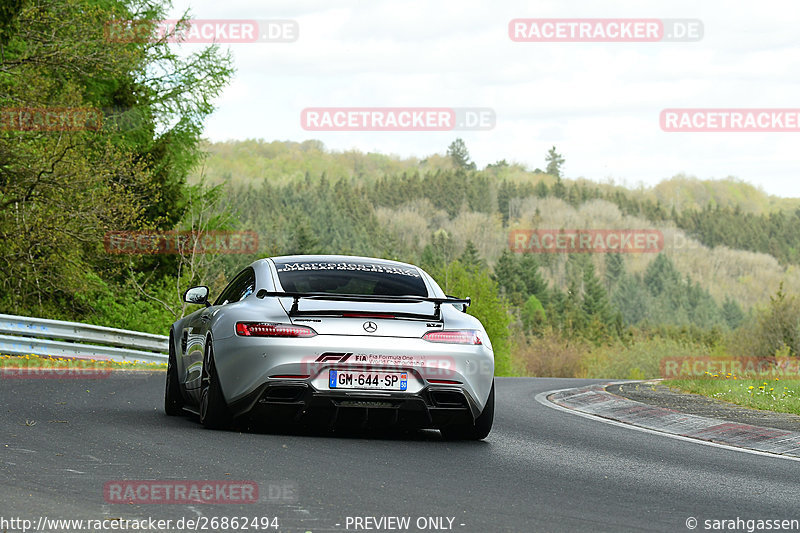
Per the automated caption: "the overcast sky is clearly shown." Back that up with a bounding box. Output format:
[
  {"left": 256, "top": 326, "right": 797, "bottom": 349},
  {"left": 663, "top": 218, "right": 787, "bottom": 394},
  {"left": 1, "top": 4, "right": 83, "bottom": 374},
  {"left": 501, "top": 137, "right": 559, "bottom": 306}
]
[{"left": 166, "top": 0, "right": 800, "bottom": 197}]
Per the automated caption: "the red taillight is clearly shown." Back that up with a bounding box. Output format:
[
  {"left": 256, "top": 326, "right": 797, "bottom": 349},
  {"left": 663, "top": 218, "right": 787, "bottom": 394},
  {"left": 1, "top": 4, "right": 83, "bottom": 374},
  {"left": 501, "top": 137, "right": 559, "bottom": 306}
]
[
  {"left": 235, "top": 322, "right": 317, "bottom": 338},
  {"left": 270, "top": 374, "right": 310, "bottom": 379},
  {"left": 428, "top": 379, "right": 462, "bottom": 385},
  {"left": 422, "top": 330, "right": 482, "bottom": 345}
]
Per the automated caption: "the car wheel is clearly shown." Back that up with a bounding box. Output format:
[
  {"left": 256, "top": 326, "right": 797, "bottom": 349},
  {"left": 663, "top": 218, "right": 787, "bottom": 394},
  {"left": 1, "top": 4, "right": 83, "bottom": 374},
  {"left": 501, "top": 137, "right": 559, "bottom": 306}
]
[
  {"left": 199, "top": 341, "right": 230, "bottom": 429},
  {"left": 440, "top": 380, "right": 494, "bottom": 441},
  {"left": 164, "top": 332, "right": 184, "bottom": 416}
]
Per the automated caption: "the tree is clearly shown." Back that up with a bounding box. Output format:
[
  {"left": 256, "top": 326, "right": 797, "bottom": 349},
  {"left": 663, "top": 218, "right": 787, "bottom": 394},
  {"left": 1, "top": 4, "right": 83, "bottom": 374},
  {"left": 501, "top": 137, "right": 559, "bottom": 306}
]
[
  {"left": 581, "top": 262, "right": 613, "bottom": 324},
  {"left": 610, "top": 274, "right": 649, "bottom": 325},
  {"left": 438, "top": 261, "right": 513, "bottom": 376},
  {"left": 492, "top": 249, "right": 525, "bottom": 304},
  {"left": 519, "top": 254, "right": 549, "bottom": 306},
  {"left": 721, "top": 297, "right": 745, "bottom": 330},
  {"left": 459, "top": 241, "right": 485, "bottom": 272},
  {"left": 420, "top": 229, "right": 456, "bottom": 276},
  {"left": 545, "top": 146, "right": 565, "bottom": 178},
  {"left": 0, "top": 0, "right": 233, "bottom": 317},
  {"left": 521, "top": 294, "right": 546, "bottom": 334},
  {"left": 446, "top": 138, "right": 476, "bottom": 170},
  {"left": 604, "top": 253, "right": 626, "bottom": 290},
  {"left": 289, "top": 221, "right": 321, "bottom": 255}
]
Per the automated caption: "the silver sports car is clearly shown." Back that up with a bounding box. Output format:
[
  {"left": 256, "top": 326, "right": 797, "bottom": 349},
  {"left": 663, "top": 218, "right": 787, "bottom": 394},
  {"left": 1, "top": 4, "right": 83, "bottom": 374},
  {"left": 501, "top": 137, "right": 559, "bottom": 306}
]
[{"left": 165, "top": 255, "right": 495, "bottom": 440}]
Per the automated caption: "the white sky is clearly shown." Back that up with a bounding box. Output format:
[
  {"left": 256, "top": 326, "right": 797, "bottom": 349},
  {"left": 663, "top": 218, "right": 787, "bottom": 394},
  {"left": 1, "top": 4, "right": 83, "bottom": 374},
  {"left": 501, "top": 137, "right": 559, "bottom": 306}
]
[{"left": 167, "top": 0, "right": 800, "bottom": 197}]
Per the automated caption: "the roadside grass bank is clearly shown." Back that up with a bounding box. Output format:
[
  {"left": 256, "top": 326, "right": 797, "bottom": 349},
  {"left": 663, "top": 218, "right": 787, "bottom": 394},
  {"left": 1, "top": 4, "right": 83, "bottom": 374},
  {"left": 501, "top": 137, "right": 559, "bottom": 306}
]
[
  {"left": 665, "top": 374, "right": 800, "bottom": 415},
  {"left": 0, "top": 353, "right": 166, "bottom": 372}
]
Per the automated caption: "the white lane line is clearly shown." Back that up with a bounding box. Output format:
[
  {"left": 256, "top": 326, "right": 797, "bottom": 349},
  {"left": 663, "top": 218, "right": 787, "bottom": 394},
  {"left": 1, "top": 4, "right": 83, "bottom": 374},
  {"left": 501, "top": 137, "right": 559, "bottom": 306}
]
[
  {"left": 535, "top": 387, "right": 800, "bottom": 463},
  {"left": 6, "top": 447, "right": 36, "bottom": 453}
]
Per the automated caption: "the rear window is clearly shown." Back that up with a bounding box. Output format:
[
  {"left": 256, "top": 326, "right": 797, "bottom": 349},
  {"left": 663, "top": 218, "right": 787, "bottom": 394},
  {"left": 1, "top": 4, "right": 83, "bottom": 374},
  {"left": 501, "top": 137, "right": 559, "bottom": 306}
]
[{"left": 273, "top": 260, "right": 428, "bottom": 296}]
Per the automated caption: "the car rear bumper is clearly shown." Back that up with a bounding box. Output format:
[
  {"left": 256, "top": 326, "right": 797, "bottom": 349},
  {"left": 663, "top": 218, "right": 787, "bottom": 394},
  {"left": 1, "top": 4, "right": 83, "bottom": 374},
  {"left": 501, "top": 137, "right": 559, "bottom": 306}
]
[
  {"left": 228, "top": 380, "right": 479, "bottom": 429},
  {"left": 212, "top": 333, "right": 494, "bottom": 417}
]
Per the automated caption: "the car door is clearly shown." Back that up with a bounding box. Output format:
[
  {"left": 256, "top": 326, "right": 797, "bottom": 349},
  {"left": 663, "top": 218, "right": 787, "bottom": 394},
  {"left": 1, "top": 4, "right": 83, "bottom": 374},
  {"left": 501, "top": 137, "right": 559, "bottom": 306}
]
[{"left": 182, "top": 268, "right": 255, "bottom": 396}]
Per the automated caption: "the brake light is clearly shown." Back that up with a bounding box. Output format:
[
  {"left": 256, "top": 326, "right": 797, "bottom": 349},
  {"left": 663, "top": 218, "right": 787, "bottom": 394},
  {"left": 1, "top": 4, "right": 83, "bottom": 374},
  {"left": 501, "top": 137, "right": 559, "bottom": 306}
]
[
  {"left": 236, "top": 322, "right": 317, "bottom": 337},
  {"left": 422, "top": 330, "right": 482, "bottom": 345}
]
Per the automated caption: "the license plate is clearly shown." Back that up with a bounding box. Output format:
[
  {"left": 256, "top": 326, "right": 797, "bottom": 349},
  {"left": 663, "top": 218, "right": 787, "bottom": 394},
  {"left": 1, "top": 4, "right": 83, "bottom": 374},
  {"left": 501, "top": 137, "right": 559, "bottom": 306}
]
[{"left": 329, "top": 370, "right": 408, "bottom": 391}]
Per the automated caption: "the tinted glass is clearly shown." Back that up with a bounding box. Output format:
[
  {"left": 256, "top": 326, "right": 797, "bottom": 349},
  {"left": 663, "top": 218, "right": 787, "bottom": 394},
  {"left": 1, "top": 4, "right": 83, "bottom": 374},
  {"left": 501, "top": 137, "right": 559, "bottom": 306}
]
[
  {"left": 274, "top": 259, "right": 427, "bottom": 296},
  {"left": 214, "top": 268, "right": 255, "bottom": 305}
]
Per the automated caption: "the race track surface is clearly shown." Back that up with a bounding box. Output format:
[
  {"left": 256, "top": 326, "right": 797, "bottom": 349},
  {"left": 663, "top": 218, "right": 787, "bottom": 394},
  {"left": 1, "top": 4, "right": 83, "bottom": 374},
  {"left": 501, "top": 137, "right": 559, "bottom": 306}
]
[{"left": 1, "top": 375, "right": 798, "bottom": 532}]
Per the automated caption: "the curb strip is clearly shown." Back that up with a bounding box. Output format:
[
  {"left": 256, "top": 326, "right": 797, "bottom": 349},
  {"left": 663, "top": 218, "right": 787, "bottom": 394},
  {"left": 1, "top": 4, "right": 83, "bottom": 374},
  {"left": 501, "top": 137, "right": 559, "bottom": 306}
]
[{"left": 549, "top": 384, "right": 800, "bottom": 458}]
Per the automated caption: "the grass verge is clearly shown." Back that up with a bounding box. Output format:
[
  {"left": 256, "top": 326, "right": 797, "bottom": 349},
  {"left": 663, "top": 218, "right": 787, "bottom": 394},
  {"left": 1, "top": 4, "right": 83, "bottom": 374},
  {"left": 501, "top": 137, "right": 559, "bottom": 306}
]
[
  {"left": 666, "top": 374, "right": 800, "bottom": 416},
  {"left": 0, "top": 353, "right": 166, "bottom": 371}
]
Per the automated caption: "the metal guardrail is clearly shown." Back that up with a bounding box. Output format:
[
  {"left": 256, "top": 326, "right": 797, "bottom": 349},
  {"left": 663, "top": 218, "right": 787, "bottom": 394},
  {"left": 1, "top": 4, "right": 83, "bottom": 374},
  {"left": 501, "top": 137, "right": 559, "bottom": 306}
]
[{"left": 0, "top": 314, "right": 168, "bottom": 364}]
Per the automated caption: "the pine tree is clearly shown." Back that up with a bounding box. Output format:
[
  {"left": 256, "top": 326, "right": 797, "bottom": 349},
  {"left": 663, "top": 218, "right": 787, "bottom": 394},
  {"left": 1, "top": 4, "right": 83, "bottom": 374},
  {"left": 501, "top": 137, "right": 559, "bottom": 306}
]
[
  {"left": 420, "top": 229, "right": 456, "bottom": 275},
  {"left": 604, "top": 253, "right": 626, "bottom": 290},
  {"left": 290, "top": 221, "right": 321, "bottom": 254},
  {"left": 722, "top": 297, "right": 745, "bottom": 329},
  {"left": 581, "top": 262, "right": 613, "bottom": 324},
  {"left": 492, "top": 249, "right": 525, "bottom": 304},
  {"left": 446, "top": 138, "right": 476, "bottom": 170},
  {"left": 459, "top": 241, "right": 485, "bottom": 272},
  {"left": 519, "top": 253, "right": 549, "bottom": 306},
  {"left": 545, "top": 146, "right": 565, "bottom": 178}
]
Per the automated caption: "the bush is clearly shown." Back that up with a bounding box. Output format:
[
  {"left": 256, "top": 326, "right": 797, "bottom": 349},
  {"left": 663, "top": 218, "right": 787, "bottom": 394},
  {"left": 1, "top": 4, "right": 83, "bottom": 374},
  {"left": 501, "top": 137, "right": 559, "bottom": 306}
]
[
  {"left": 513, "top": 328, "right": 586, "bottom": 377},
  {"left": 580, "top": 335, "right": 713, "bottom": 380}
]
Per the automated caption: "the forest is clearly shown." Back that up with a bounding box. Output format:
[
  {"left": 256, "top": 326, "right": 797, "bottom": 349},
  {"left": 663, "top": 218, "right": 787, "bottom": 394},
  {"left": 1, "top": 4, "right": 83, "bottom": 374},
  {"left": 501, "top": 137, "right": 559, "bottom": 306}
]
[{"left": 2, "top": 0, "right": 799, "bottom": 379}]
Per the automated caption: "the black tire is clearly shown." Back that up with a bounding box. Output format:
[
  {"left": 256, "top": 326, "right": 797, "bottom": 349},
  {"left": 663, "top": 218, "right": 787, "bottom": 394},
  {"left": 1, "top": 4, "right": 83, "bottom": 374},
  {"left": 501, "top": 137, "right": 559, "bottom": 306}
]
[
  {"left": 199, "top": 341, "right": 230, "bottom": 429},
  {"left": 440, "top": 380, "right": 495, "bottom": 441},
  {"left": 164, "top": 332, "right": 184, "bottom": 416}
]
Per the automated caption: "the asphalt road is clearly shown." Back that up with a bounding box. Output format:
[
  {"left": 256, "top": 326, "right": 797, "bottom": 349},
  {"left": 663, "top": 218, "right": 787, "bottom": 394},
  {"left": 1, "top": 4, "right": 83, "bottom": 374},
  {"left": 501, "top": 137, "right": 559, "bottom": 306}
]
[{"left": 1, "top": 374, "right": 799, "bottom": 532}]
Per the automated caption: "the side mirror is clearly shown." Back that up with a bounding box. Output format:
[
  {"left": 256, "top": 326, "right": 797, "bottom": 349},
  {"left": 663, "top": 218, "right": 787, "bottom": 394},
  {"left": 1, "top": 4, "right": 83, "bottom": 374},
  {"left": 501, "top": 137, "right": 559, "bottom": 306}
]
[
  {"left": 446, "top": 295, "right": 469, "bottom": 313},
  {"left": 183, "top": 286, "right": 210, "bottom": 307}
]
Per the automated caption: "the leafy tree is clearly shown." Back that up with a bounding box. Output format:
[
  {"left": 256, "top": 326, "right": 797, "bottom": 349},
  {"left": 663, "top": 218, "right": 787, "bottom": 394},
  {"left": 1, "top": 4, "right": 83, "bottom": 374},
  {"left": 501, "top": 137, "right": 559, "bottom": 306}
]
[
  {"left": 486, "top": 159, "right": 508, "bottom": 169},
  {"left": 0, "top": 0, "right": 233, "bottom": 316},
  {"left": 749, "top": 283, "right": 800, "bottom": 357},
  {"left": 521, "top": 294, "right": 546, "bottom": 334},
  {"left": 438, "top": 261, "right": 513, "bottom": 376}
]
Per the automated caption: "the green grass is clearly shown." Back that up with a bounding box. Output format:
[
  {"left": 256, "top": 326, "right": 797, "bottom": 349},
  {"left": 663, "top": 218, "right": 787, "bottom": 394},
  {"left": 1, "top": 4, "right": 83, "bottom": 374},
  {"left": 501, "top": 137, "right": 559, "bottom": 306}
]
[
  {"left": 0, "top": 354, "right": 166, "bottom": 371},
  {"left": 666, "top": 374, "right": 800, "bottom": 415}
]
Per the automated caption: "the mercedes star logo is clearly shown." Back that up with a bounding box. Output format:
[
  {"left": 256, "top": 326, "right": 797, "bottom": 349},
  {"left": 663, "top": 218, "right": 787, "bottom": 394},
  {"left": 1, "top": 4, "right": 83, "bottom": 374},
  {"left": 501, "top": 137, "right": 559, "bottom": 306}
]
[{"left": 363, "top": 321, "right": 378, "bottom": 333}]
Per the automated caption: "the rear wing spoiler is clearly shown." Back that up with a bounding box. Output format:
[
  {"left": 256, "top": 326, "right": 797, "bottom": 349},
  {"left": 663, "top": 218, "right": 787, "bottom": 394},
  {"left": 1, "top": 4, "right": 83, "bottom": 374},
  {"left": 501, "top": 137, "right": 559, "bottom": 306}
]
[{"left": 255, "top": 290, "right": 470, "bottom": 320}]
